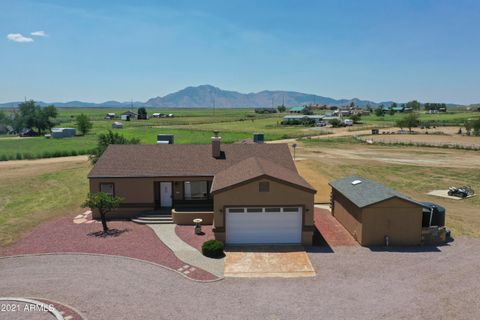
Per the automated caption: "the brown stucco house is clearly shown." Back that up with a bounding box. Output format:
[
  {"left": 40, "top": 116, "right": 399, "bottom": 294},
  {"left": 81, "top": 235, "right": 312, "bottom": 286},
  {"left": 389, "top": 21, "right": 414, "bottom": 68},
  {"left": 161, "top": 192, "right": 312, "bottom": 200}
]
[
  {"left": 88, "top": 135, "right": 316, "bottom": 245},
  {"left": 330, "top": 176, "right": 424, "bottom": 246}
]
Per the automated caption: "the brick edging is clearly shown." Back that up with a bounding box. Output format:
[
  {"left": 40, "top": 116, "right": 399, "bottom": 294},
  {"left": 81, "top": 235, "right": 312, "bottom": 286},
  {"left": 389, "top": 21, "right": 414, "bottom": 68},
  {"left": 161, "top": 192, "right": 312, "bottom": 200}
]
[{"left": 0, "top": 252, "right": 224, "bottom": 283}]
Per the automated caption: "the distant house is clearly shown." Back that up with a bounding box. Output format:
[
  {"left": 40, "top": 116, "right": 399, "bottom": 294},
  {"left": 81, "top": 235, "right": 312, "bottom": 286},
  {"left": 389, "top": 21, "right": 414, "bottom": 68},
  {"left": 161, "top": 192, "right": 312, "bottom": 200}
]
[
  {"left": 289, "top": 106, "right": 307, "bottom": 113},
  {"left": 105, "top": 113, "right": 116, "bottom": 120},
  {"left": 120, "top": 111, "right": 137, "bottom": 120},
  {"left": 51, "top": 128, "right": 76, "bottom": 139},
  {"left": 19, "top": 128, "right": 40, "bottom": 137},
  {"left": 333, "top": 109, "right": 351, "bottom": 116},
  {"left": 382, "top": 106, "right": 412, "bottom": 113},
  {"left": 282, "top": 115, "right": 325, "bottom": 125}
]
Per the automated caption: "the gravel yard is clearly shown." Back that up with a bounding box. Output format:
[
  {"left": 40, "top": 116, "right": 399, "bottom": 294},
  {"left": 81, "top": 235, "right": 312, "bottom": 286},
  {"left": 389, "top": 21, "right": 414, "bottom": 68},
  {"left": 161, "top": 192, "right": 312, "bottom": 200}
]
[
  {"left": 0, "top": 213, "right": 216, "bottom": 281},
  {"left": 1, "top": 237, "right": 479, "bottom": 320}
]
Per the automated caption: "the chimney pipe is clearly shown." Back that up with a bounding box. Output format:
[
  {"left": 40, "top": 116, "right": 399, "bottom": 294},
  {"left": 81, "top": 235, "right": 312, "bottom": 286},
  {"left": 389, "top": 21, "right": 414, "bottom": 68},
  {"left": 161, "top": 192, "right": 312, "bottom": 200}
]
[{"left": 212, "top": 131, "right": 221, "bottom": 158}]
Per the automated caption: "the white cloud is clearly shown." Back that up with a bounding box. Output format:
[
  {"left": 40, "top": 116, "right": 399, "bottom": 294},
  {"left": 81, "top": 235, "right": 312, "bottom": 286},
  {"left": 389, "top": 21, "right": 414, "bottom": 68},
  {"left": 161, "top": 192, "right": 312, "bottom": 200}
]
[
  {"left": 6, "top": 33, "right": 33, "bottom": 43},
  {"left": 31, "top": 31, "right": 48, "bottom": 37}
]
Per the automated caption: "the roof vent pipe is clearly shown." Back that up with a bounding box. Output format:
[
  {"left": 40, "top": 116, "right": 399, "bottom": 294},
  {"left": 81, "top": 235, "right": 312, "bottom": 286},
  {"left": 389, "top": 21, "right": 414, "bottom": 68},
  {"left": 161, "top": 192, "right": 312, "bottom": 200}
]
[{"left": 212, "top": 130, "right": 221, "bottom": 158}]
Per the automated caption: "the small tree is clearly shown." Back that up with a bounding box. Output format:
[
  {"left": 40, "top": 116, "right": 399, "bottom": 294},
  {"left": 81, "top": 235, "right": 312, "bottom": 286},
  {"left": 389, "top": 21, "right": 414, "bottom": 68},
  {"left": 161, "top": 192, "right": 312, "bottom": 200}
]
[
  {"left": 137, "top": 107, "right": 147, "bottom": 120},
  {"left": 90, "top": 130, "right": 140, "bottom": 164},
  {"left": 75, "top": 113, "right": 93, "bottom": 135},
  {"left": 398, "top": 113, "right": 420, "bottom": 133},
  {"left": 82, "top": 192, "right": 122, "bottom": 233},
  {"left": 277, "top": 105, "right": 286, "bottom": 113},
  {"left": 329, "top": 118, "right": 342, "bottom": 128},
  {"left": 350, "top": 114, "right": 361, "bottom": 124},
  {"left": 375, "top": 106, "right": 385, "bottom": 117},
  {"left": 406, "top": 100, "right": 422, "bottom": 111}
]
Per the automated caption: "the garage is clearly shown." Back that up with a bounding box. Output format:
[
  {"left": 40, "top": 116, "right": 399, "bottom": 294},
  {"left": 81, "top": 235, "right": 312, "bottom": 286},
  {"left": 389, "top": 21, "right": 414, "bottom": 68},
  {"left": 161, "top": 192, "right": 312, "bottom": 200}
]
[
  {"left": 329, "top": 176, "right": 424, "bottom": 246},
  {"left": 226, "top": 207, "right": 302, "bottom": 244}
]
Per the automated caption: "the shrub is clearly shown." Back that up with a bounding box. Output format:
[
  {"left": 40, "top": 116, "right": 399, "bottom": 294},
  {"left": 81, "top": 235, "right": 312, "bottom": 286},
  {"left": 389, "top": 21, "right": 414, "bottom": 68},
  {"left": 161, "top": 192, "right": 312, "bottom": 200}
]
[
  {"left": 0, "top": 154, "right": 8, "bottom": 161},
  {"left": 202, "top": 240, "right": 225, "bottom": 258},
  {"left": 15, "top": 153, "right": 23, "bottom": 160},
  {"left": 23, "top": 153, "right": 34, "bottom": 160}
]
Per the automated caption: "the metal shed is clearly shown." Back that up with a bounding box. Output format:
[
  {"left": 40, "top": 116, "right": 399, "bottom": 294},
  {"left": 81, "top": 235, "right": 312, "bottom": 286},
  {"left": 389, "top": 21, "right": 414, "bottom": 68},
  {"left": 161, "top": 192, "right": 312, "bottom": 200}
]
[
  {"left": 51, "top": 128, "right": 76, "bottom": 139},
  {"left": 329, "top": 176, "right": 424, "bottom": 246}
]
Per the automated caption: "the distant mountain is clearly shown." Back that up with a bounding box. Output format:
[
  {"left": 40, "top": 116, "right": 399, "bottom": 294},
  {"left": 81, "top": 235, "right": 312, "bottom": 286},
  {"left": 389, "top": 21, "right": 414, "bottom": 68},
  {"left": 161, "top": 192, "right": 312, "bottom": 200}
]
[
  {"left": 0, "top": 85, "right": 466, "bottom": 108},
  {"left": 145, "top": 85, "right": 393, "bottom": 108}
]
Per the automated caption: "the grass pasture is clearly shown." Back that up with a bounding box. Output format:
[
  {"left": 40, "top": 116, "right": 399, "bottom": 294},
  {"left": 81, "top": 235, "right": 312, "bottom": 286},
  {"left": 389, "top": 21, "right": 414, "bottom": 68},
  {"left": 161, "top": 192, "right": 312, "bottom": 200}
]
[{"left": 0, "top": 157, "right": 90, "bottom": 246}]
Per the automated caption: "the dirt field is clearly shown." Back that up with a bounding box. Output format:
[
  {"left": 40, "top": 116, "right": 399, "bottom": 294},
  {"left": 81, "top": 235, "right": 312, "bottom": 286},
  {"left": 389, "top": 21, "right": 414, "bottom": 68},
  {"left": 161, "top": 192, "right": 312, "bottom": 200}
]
[
  {"left": 363, "top": 133, "right": 480, "bottom": 148},
  {"left": 295, "top": 141, "right": 480, "bottom": 238}
]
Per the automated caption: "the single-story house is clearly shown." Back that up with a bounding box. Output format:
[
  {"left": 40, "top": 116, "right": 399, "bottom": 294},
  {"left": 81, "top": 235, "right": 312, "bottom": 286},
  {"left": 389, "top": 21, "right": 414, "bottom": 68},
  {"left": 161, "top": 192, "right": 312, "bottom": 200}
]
[
  {"left": 51, "top": 128, "right": 76, "bottom": 138},
  {"left": 282, "top": 115, "right": 324, "bottom": 124},
  {"left": 88, "top": 135, "right": 316, "bottom": 245},
  {"left": 289, "top": 106, "right": 307, "bottom": 113},
  {"left": 105, "top": 113, "right": 116, "bottom": 120},
  {"left": 330, "top": 176, "right": 424, "bottom": 246},
  {"left": 19, "top": 128, "right": 40, "bottom": 137},
  {"left": 120, "top": 111, "right": 137, "bottom": 120}
]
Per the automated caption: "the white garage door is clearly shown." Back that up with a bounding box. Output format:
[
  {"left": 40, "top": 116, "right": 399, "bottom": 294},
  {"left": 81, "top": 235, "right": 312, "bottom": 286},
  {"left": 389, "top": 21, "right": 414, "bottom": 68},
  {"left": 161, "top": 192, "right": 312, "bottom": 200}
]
[{"left": 226, "top": 207, "right": 302, "bottom": 244}]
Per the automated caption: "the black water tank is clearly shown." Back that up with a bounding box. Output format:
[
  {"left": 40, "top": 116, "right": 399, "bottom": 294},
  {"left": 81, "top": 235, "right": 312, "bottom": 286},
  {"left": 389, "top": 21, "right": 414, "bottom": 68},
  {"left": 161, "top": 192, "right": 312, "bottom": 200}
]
[{"left": 421, "top": 202, "right": 446, "bottom": 227}]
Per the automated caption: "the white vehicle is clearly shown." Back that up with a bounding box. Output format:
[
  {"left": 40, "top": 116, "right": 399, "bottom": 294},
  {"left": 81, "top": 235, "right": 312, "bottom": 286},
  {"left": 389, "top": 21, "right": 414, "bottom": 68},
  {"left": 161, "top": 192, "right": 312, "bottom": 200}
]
[{"left": 343, "top": 119, "right": 354, "bottom": 126}]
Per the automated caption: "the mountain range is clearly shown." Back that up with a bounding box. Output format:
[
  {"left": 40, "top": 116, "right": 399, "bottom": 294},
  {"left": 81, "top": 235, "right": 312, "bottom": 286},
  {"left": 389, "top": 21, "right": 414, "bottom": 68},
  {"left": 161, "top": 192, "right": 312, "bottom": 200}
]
[{"left": 0, "top": 85, "right": 461, "bottom": 108}]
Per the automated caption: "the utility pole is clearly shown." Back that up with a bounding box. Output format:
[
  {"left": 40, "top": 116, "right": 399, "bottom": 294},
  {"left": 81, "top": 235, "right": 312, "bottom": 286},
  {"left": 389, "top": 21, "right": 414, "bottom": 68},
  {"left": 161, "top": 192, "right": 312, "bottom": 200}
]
[{"left": 213, "top": 96, "right": 216, "bottom": 117}]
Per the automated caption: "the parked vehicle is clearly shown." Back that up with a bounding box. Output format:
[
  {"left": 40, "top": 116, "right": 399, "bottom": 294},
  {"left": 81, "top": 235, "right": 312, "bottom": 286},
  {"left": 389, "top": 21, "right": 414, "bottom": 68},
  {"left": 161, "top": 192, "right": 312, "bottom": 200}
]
[
  {"left": 343, "top": 119, "right": 353, "bottom": 126},
  {"left": 315, "top": 121, "right": 327, "bottom": 127},
  {"left": 448, "top": 186, "right": 475, "bottom": 198}
]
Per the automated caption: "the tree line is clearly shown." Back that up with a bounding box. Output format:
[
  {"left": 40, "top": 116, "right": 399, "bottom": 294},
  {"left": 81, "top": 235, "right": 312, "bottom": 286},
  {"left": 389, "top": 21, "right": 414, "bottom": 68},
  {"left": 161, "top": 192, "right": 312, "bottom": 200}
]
[
  {"left": 0, "top": 100, "right": 94, "bottom": 136},
  {"left": 0, "top": 100, "right": 58, "bottom": 134}
]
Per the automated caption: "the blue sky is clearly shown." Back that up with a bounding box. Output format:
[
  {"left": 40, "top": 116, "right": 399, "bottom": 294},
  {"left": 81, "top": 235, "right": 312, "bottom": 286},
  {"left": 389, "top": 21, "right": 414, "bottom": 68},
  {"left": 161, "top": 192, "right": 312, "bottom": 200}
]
[{"left": 1, "top": 0, "right": 479, "bottom": 104}]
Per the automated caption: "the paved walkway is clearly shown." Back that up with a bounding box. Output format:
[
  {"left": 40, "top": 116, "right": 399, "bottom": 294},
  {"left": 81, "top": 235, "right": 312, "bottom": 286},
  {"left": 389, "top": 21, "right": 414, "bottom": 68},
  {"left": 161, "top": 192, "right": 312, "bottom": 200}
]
[
  {"left": 148, "top": 224, "right": 224, "bottom": 277},
  {"left": 314, "top": 208, "right": 359, "bottom": 248}
]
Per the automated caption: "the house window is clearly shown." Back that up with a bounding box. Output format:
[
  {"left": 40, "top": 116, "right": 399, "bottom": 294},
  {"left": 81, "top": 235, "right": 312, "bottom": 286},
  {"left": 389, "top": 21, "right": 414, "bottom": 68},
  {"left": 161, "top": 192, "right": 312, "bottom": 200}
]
[
  {"left": 259, "top": 181, "right": 270, "bottom": 192},
  {"left": 184, "top": 181, "right": 208, "bottom": 200},
  {"left": 100, "top": 183, "right": 114, "bottom": 196}
]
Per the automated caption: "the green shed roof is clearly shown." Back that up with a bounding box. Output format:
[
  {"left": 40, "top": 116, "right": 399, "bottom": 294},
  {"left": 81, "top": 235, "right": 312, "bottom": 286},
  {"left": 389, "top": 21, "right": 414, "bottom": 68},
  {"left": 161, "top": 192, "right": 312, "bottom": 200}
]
[{"left": 289, "top": 106, "right": 306, "bottom": 111}]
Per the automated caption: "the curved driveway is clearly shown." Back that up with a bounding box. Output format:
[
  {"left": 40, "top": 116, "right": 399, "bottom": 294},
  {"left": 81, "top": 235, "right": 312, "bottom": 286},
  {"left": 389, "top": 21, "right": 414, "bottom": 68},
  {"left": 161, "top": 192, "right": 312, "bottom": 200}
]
[{"left": 1, "top": 238, "right": 480, "bottom": 320}]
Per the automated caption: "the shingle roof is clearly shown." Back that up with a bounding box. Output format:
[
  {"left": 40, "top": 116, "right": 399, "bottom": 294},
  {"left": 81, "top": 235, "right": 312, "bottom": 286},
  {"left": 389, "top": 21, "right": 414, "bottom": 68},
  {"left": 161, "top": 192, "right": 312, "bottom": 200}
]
[
  {"left": 329, "top": 176, "right": 422, "bottom": 208},
  {"left": 210, "top": 157, "right": 316, "bottom": 194},
  {"left": 88, "top": 143, "right": 298, "bottom": 178}
]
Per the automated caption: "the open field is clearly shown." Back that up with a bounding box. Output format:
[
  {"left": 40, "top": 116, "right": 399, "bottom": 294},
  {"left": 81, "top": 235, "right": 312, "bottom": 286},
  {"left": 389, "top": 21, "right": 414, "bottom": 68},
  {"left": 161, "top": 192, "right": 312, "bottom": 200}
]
[
  {"left": 1, "top": 107, "right": 478, "bottom": 160},
  {"left": 1, "top": 108, "right": 479, "bottom": 244},
  {"left": 360, "top": 133, "right": 480, "bottom": 149},
  {"left": 0, "top": 156, "right": 90, "bottom": 246},
  {"left": 294, "top": 139, "right": 480, "bottom": 238},
  {"left": 361, "top": 111, "right": 479, "bottom": 125}
]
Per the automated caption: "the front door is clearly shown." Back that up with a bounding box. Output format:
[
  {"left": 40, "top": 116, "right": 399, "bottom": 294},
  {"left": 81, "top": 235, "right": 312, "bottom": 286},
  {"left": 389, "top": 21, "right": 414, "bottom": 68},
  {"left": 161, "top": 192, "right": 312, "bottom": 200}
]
[{"left": 160, "top": 182, "right": 172, "bottom": 207}]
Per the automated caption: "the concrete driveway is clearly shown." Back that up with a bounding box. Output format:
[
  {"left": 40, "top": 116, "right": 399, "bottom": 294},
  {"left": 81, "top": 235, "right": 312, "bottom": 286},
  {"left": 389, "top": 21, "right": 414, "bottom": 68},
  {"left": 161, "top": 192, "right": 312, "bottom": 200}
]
[
  {"left": 224, "top": 245, "right": 315, "bottom": 278},
  {"left": 2, "top": 237, "right": 480, "bottom": 320}
]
